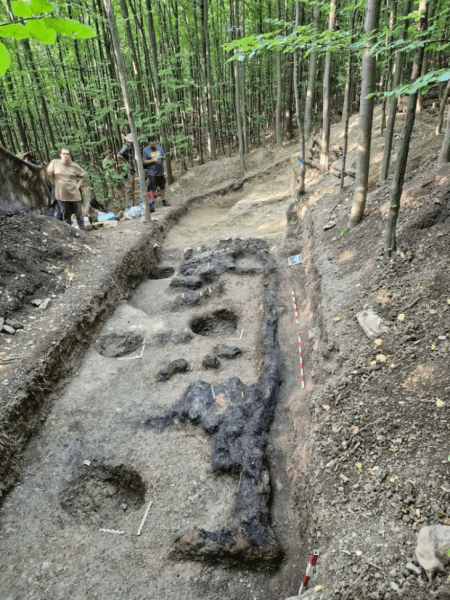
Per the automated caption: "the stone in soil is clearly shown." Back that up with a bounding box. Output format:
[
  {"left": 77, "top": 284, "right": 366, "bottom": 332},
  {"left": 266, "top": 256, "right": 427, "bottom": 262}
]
[
  {"left": 157, "top": 358, "right": 189, "bottom": 381},
  {"left": 215, "top": 344, "right": 242, "bottom": 359},
  {"left": 96, "top": 331, "right": 144, "bottom": 358},
  {"left": 202, "top": 355, "right": 221, "bottom": 369}
]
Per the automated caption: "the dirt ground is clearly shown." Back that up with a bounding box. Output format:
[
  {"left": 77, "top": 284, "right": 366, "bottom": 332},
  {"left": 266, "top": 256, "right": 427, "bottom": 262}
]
[{"left": 1, "top": 107, "right": 450, "bottom": 600}]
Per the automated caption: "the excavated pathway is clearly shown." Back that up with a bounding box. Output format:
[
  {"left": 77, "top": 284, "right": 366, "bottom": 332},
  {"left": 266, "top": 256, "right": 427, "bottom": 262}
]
[{"left": 0, "top": 148, "right": 312, "bottom": 600}]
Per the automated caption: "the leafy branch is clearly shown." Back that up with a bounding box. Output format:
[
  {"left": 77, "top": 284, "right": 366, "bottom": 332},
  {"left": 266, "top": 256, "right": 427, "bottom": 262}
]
[{"left": 0, "top": 0, "right": 95, "bottom": 77}]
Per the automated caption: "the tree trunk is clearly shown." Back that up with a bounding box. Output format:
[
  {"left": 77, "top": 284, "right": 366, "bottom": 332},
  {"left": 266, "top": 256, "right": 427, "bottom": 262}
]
[
  {"left": 304, "top": 4, "right": 320, "bottom": 140},
  {"left": 417, "top": 0, "right": 433, "bottom": 113},
  {"left": 436, "top": 80, "right": 450, "bottom": 135},
  {"left": 119, "top": 0, "right": 146, "bottom": 116},
  {"left": 341, "top": 2, "right": 358, "bottom": 191},
  {"left": 384, "top": 0, "right": 427, "bottom": 257},
  {"left": 379, "top": 0, "right": 412, "bottom": 182},
  {"left": 240, "top": 0, "right": 249, "bottom": 153},
  {"left": 320, "top": 0, "right": 337, "bottom": 174},
  {"left": 294, "top": 1, "right": 306, "bottom": 194},
  {"left": 202, "top": 0, "right": 217, "bottom": 160},
  {"left": 275, "top": 0, "right": 282, "bottom": 146},
  {"left": 348, "top": 0, "right": 382, "bottom": 229},
  {"left": 438, "top": 106, "right": 450, "bottom": 166},
  {"left": 103, "top": 0, "right": 150, "bottom": 221},
  {"left": 232, "top": 0, "right": 245, "bottom": 171}
]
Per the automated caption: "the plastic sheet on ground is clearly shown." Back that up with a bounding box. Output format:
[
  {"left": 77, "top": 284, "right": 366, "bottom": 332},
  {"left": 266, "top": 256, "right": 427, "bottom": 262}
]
[
  {"left": 124, "top": 206, "right": 143, "bottom": 218},
  {"left": 97, "top": 212, "right": 117, "bottom": 222}
]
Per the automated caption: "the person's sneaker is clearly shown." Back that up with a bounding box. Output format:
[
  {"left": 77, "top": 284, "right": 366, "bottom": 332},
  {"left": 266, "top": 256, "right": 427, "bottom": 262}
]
[{"left": 162, "top": 200, "right": 171, "bottom": 207}]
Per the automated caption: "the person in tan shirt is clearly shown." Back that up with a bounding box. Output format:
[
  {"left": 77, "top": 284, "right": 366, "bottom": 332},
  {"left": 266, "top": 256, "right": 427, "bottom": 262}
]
[{"left": 46, "top": 148, "right": 87, "bottom": 230}]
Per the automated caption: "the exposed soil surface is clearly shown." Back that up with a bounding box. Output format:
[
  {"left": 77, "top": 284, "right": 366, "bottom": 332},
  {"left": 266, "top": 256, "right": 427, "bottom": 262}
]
[{"left": 1, "top": 108, "right": 450, "bottom": 600}]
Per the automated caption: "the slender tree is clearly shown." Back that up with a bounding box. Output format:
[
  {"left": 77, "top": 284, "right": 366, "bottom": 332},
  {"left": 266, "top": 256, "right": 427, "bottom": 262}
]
[
  {"left": 304, "top": 3, "right": 320, "bottom": 140},
  {"left": 438, "top": 105, "right": 450, "bottom": 166},
  {"left": 294, "top": 0, "right": 306, "bottom": 194},
  {"left": 379, "top": 0, "right": 412, "bottom": 183},
  {"left": 348, "top": 0, "right": 382, "bottom": 229},
  {"left": 384, "top": 0, "right": 428, "bottom": 257},
  {"left": 320, "top": 0, "right": 338, "bottom": 174}
]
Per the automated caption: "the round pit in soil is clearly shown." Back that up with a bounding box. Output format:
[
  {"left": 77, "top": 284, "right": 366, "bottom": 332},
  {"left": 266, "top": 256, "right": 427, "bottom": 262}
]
[{"left": 190, "top": 309, "right": 238, "bottom": 337}]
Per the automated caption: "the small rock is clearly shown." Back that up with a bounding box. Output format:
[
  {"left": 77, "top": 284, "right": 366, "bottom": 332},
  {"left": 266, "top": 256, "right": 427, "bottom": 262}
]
[
  {"left": 5, "top": 318, "right": 22, "bottom": 330},
  {"left": 416, "top": 524, "right": 450, "bottom": 580},
  {"left": 2, "top": 324, "right": 15, "bottom": 335},
  {"left": 323, "top": 221, "right": 336, "bottom": 231},
  {"left": 173, "top": 331, "right": 193, "bottom": 344},
  {"left": 184, "top": 248, "right": 194, "bottom": 260},
  {"left": 389, "top": 582, "right": 400, "bottom": 592},
  {"left": 405, "top": 562, "right": 421, "bottom": 576},
  {"left": 0, "top": 317, "right": 3, "bottom": 330},
  {"left": 215, "top": 344, "right": 242, "bottom": 359},
  {"left": 31, "top": 298, "right": 44, "bottom": 307},
  {"left": 38, "top": 298, "right": 52, "bottom": 310},
  {"left": 356, "top": 309, "right": 389, "bottom": 339},
  {"left": 202, "top": 355, "right": 220, "bottom": 369},
  {"left": 83, "top": 460, "right": 91, "bottom": 466},
  {"left": 157, "top": 358, "right": 189, "bottom": 381}
]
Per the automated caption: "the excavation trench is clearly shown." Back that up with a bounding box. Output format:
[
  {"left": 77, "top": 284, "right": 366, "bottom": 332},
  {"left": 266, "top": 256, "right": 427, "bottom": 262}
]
[{"left": 0, "top": 162, "right": 310, "bottom": 600}]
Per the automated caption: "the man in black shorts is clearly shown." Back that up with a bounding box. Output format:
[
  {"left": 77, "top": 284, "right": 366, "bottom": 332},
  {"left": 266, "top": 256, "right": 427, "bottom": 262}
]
[{"left": 142, "top": 135, "right": 170, "bottom": 208}]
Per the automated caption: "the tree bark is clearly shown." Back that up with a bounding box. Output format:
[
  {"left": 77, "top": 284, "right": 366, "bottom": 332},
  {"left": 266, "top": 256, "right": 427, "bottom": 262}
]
[
  {"left": 348, "top": 0, "right": 382, "bottom": 229},
  {"left": 232, "top": 0, "right": 245, "bottom": 171},
  {"left": 384, "top": 0, "right": 427, "bottom": 257},
  {"left": 275, "top": 0, "right": 282, "bottom": 146},
  {"left": 304, "top": 4, "right": 320, "bottom": 140},
  {"left": 119, "top": 0, "right": 146, "bottom": 116},
  {"left": 294, "top": 1, "right": 306, "bottom": 194},
  {"left": 320, "top": 0, "right": 337, "bottom": 174},
  {"left": 202, "top": 0, "right": 217, "bottom": 160},
  {"left": 240, "top": 0, "right": 249, "bottom": 153},
  {"left": 436, "top": 80, "right": 450, "bottom": 135},
  {"left": 379, "top": 0, "right": 411, "bottom": 183},
  {"left": 341, "top": 2, "right": 358, "bottom": 191},
  {"left": 438, "top": 105, "right": 450, "bottom": 166}
]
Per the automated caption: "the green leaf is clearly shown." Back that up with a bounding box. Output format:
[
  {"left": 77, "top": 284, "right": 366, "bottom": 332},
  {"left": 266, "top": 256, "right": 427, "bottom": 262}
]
[
  {"left": 30, "top": 0, "right": 54, "bottom": 13},
  {"left": 44, "top": 17, "right": 95, "bottom": 39},
  {"left": 25, "top": 20, "right": 56, "bottom": 43},
  {"left": 0, "top": 23, "right": 28, "bottom": 40},
  {"left": 11, "top": 1, "right": 33, "bottom": 17},
  {"left": 0, "top": 42, "right": 11, "bottom": 77},
  {"left": 446, "top": 548, "right": 450, "bottom": 556}
]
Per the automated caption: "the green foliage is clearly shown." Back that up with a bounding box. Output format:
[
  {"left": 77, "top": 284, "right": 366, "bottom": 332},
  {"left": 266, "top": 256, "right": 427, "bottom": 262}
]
[
  {"left": 0, "top": 2, "right": 95, "bottom": 77},
  {"left": 0, "top": 42, "right": 11, "bottom": 76}
]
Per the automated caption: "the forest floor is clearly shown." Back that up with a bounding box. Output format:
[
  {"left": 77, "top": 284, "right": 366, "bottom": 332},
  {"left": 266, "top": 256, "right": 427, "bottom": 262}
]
[{"left": 1, "top": 106, "right": 450, "bottom": 600}]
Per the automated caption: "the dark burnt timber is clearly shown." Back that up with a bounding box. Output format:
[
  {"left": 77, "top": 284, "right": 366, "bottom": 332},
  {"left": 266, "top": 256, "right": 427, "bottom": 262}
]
[
  {"left": 145, "top": 238, "right": 283, "bottom": 567},
  {"left": 0, "top": 147, "right": 50, "bottom": 215}
]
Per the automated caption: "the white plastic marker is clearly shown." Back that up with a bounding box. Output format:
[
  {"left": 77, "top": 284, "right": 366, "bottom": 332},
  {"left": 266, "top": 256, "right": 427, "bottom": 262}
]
[
  {"left": 99, "top": 528, "right": 125, "bottom": 535},
  {"left": 136, "top": 500, "right": 153, "bottom": 536},
  {"left": 291, "top": 289, "right": 305, "bottom": 389}
]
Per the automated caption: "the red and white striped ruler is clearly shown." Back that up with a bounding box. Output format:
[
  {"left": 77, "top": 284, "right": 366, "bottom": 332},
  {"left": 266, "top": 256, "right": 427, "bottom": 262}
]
[{"left": 291, "top": 288, "right": 305, "bottom": 389}]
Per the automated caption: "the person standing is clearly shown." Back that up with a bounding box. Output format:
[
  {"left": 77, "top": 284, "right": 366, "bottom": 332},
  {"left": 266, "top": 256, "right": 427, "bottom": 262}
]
[
  {"left": 142, "top": 135, "right": 170, "bottom": 208},
  {"left": 117, "top": 134, "right": 136, "bottom": 206},
  {"left": 46, "top": 148, "right": 87, "bottom": 230}
]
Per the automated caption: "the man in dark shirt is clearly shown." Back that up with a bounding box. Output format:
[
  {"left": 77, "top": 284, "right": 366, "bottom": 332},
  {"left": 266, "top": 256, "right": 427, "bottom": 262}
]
[
  {"left": 142, "top": 135, "right": 170, "bottom": 207},
  {"left": 117, "top": 134, "right": 136, "bottom": 206}
]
